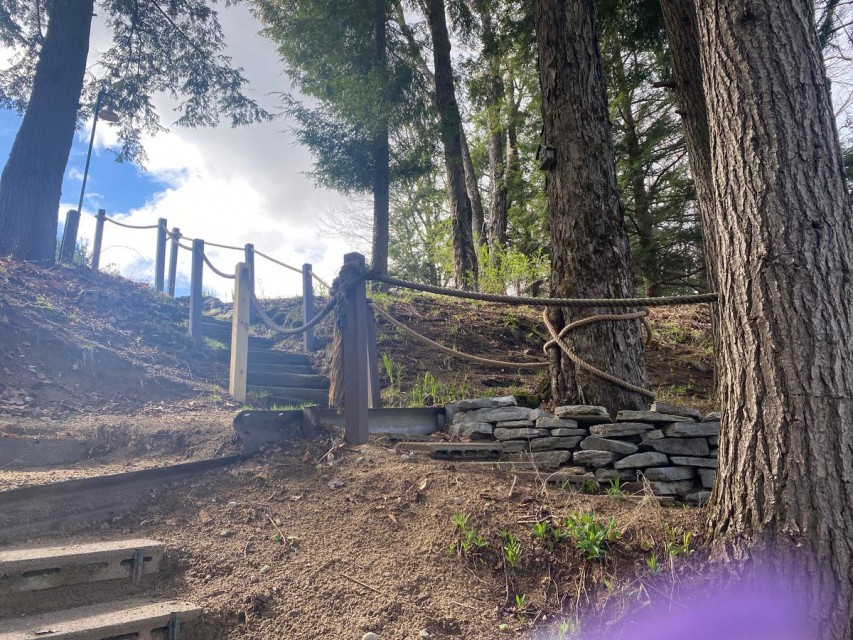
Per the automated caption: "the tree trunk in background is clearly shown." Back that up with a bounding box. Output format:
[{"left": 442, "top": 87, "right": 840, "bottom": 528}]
[
  {"left": 694, "top": 1, "right": 853, "bottom": 636},
  {"left": 534, "top": 0, "right": 649, "bottom": 412},
  {"left": 0, "top": 0, "right": 94, "bottom": 264},
  {"left": 483, "top": 8, "right": 507, "bottom": 257},
  {"left": 425, "top": 0, "right": 478, "bottom": 289},
  {"left": 371, "top": 0, "right": 390, "bottom": 276},
  {"left": 461, "top": 132, "right": 486, "bottom": 247},
  {"left": 660, "top": 0, "right": 719, "bottom": 392}
]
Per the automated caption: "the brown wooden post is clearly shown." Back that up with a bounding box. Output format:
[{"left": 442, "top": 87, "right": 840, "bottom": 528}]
[
  {"left": 229, "top": 262, "right": 250, "bottom": 402},
  {"left": 167, "top": 227, "right": 180, "bottom": 297},
  {"left": 302, "top": 263, "right": 316, "bottom": 352},
  {"left": 59, "top": 209, "right": 81, "bottom": 264},
  {"left": 91, "top": 209, "right": 106, "bottom": 270},
  {"left": 154, "top": 218, "right": 167, "bottom": 292},
  {"left": 342, "top": 252, "right": 369, "bottom": 444},
  {"left": 366, "top": 304, "right": 382, "bottom": 408},
  {"left": 189, "top": 239, "right": 204, "bottom": 341},
  {"left": 244, "top": 243, "right": 255, "bottom": 323}
]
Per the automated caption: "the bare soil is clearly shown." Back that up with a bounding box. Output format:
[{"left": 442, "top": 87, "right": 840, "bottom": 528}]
[{"left": 0, "top": 260, "right": 716, "bottom": 639}]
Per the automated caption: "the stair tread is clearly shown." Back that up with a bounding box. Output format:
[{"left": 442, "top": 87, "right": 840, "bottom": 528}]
[
  {"left": 248, "top": 385, "right": 328, "bottom": 404},
  {"left": 0, "top": 539, "right": 164, "bottom": 594},
  {"left": 0, "top": 598, "right": 201, "bottom": 639}
]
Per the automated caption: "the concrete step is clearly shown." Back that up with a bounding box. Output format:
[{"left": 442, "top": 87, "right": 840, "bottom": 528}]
[
  {"left": 247, "top": 385, "right": 328, "bottom": 406},
  {"left": 0, "top": 598, "right": 201, "bottom": 640},
  {"left": 246, "top": 371, "right": 328, "bottom": 389},
  {"left": 0, "top": 539, "right": 164, "bottom": 595},
  {"left": 248, "top": 350, "right": 313, "bottom": 366}
]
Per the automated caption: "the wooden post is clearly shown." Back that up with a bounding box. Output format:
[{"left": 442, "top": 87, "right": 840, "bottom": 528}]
[
  {"left": 230, "top": 262, "right": 250, "bottom": 403},
  {"left": 189, "top": 239, "right": 204, "bottom": 341},
  {"left": 244, "top": 243, "right": 255, "bottom": 323},
  {"left": 91, "top": 209, "right": 106, "bottom": 271},
  {"left": 341, "top": 252, "right": 369, "bottom": 444},
  {"left": 366, "top": 304, "right": 382, "bottom": 408},
  {"left": 154, "top": 218, "right": 167, "bottom": 292},
  {"left": 59, "top": 209, "right": 81, "bottom": 264},
  {"left": 302, "top": 263, "right": 316, "bottom": 352},
  {"left": 167, "top": 227, "right": 180, "bottom": 297}
]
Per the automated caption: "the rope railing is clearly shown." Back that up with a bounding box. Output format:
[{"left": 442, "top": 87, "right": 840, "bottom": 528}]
[
  {"left": 249, "top": 287, "right": 336, "bottom": 337},
  {"left": 204, "top": 239, "right": 245, "bottom": 251},
  {"left": 370, "top": 301, "right": 548, "bottom": 369},
  {"left": 252, "top": 248, "right": 303, "bottom": 275},
  {"left": 104, "top": 216, "right": 159, "bottom": 230},
  {"left": 200, "top": 250, "right": 235, "bottom": 280},
  {"left": 310, "top": 270, "right": 331, "bottom": 290}
]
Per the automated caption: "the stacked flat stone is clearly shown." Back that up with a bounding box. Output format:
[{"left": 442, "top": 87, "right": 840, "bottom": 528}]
[{"left": 444, "top": 397, "right": 719, "bottom": 504}]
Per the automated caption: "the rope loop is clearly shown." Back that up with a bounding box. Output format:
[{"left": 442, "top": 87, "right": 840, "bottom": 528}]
[
  {"left": 249, "top": 288, "right": 336, "bottom": 337},
  {"left": 201, "top": 251, "right": 236, "bottom": 279}
]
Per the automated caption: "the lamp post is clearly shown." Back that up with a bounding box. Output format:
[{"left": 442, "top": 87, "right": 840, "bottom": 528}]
[{"left": 76, "top": 89, "right": 119, "bottom": 217}]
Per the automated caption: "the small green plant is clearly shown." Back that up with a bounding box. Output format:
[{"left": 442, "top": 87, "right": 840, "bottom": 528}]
[
  {"left": 562, "top": 512, "right": 621, "bottom": 561},
  {"left": 514, "top": 593, "right": 528, "bottom": 621},
  {"left": 531, "top": 520, "right": 564, "bottom": 550},
  {"left": 663, "top": 523, "right": 693, "bottom": 558},
  {"left": 449, "top": 514, "right": 489, "bottom": 562},
  {"left": 210, "top": 382, "right": 223, "bottom": 403},
  {"left": 381, "top": 352, "right": 403, "bottom": 390},
  {"left": 645, "top": 553, "right": 661, "bottom": 575},
  {"left": 581, "top": 478, "right": 600, "bottom": 495},
  {"left": 545, "top": 620, "right": 580, "bottom": 640},
  {"left": 500, "top": 530, "right": 522, "bottom": 569},
  {"left": 605, "top": 478, "right": 625, "bottom": 497},
  {"left": 203, "top": 337, "right": 228, "bottom": 352}
]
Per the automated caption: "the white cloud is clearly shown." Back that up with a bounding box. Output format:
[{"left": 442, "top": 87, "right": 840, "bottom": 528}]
[{"left": 66, "top": 3, "right": 356, "bottom": 300}]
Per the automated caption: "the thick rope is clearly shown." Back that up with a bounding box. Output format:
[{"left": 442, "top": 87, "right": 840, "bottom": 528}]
[
  {"left": 372, "top": 274, "right": 717, "bottom": 308},
  {"left": 253, "top": 249, "right": 302, "bottom": 274},
  {"left": 370, "top": 302, "right": 548, "bottom": 369},
  {"left": 249, "top": 288, "right": 336, "bottom": 337},
  {"left": 104, "top": 217, "right": 159, "bottom": 230},
  {"left": 205, "top": 240, "right": 244, "bottom": 251},
  {"left": 542, "top": 309, "right": 656, "bottom": 399},
  {"left": 201, "top": 251, "right": 236, "bottom": 279},
  {"left": 176, "top": 239, "right": 194, "bottom": 252},
  {"left": 311, "top": 270, "right": 331, "bottom": 290}
]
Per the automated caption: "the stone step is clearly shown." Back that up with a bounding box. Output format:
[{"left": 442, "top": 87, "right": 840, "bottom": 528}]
[
  {"left": 0, "top": 598, "right": 201, "bottom": 640},
  {"left": 0, "top": 539, "right": 164, "bottom": 595},
  {"left": 248, "top": 350, "right": 313, "bottom": 366},
  {"left": 246, "top": 371, "right": 328, "bottom": 389},
  {"left": 247, "top": 385, "right": 329, "bottom": 406}
]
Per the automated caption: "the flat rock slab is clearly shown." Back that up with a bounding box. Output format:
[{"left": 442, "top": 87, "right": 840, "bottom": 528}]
[
  {"left": 616, "top": 410, "right": 691, "bottom": 423},
  {"left": 0, "top": 539, "right": 164, "bottom": 594},
  {"left": 453, "top": 406, "right": 532, "bottom": 424},
  {"left": 703, "top": 412, "right": 721, "bottom": 422},
  {"left": 650, "top": 402, "right": 704, "bottom": 421},
  {"left": 647, "top": 438, "right": 711, "bottom": 456},
  {"left": 0, "top": 436, "right": 89, "bottom": 468},
  {"left": 664, "top": 422, "right": 720, "bottom": 438},
  {"left": 447, "top": 422, "right": 493, "bottom": 439},
  {"left": 647, "top": 480, "right": 696, "bottom": 497},
  {"left": 452, "top": 396, "right": 517, "bottom": 411},
  {"left": 550, "top": 427, "right": 588, "bottom": 437},
  {"left": 0, "top": 598, "right": 201, "bottom": 640},
  {"left": 513, "top": 470, "right": 595, "bottom": 485},
  {"left": 699, "top": 469, "right": 717, "bottom": 489},
  {"left": 614, "top": 451, "right": 668, "bottom": 469},
  {"left": 553, "top": 405, "right": 611, "bottom": 425},
  {"left": 573, "top": 450, "right": 620, "bottom": 467},
  {"left": 580, "top": 436, "right": 638, "bottom": 455},
  {"left": 494, "top": 427, "right": 549, "bottom": 441},
  {"left": 529, "top": 436, "right": 583, "bottom": 451},
  {"left": 686, "top": 490, "right": 711, "bottom": 505},
  {"left": 506, "top": 450, "right": 570, "bottom": 469},
  {"left": 536, "top": 417, "right": 580, "bottom": 430},
  {"left": 589, "top": 422, "right": 654, "bottom": 438},
  {"left": 642, "top": 466, "right": 696, "bottom": 482},
  {"left": 595, "top": 468, "right": 636, "bottom": 481},
  {"left": 494, "top": 420, "right": 534, "bottom": 428},
  {"left": 671, "top": 456, "right": 718, "bottom": 468}
]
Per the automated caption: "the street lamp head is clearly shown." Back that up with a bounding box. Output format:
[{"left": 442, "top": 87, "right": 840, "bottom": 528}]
[{"left": 97, "top": 108, "right": 120, "bottom": 123}]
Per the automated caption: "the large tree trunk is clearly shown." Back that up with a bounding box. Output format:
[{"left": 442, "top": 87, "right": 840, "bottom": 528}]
[
  {"left": 694, "top": 1, "right": 853, "bottom": 636},
  {"left": 534, "top": 0, "right": 649, "bottom": 412},
  {"left": 425, "top": 0, "right": 478, "bottom": 289},
  {"left": 460, "top": 131, "right": 486, "bottom": 247},
  {"left": 0, "top": 0, "right": 94, "bottom": 264},
  {"left": 371, "top": 0, "right": 390, "bottom": 276},
  {"left": 660, "top": 0, "right": 720, "bottom": 393}
]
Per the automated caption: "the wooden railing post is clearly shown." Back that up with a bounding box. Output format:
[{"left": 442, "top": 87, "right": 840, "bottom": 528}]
[
  {"left": 189, "top": 239, "right": 204, "bottom": 341},
  {"left": 91, "top": 209, "right": 106, "bottom": 270},
  {"left": 154, "top": 218, "right": 167, "bottom": 292},
  {"left": 167, "top": 227, "right": 180, "bottom": 297},
  {"left": 244, "top": 243, "right": 255, "bottom": 323},
  {"left": 59, "top": 209, "right": 81, "bottom": 264},
  {"left": 342, "top": 252, "right": 369, "bottom": 444},
  {"left": 302, "top": 263, "right": 316, "bottom": 352},
  {"left": 230, "top": 262, "right": 250, "bottom": 402}
]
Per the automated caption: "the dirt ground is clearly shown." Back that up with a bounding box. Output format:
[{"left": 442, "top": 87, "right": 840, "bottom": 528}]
[{"left": 0, "top": 260, "right": 716, "bottom": 638}]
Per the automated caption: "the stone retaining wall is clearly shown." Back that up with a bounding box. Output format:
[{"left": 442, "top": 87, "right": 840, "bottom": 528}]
[{"left": 445, "top": 397, "right": 719, "bottom": 504}]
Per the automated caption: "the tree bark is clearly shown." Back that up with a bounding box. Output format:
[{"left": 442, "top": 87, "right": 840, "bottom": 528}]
[
  {"left": 534, "top": 0, "right": 649, "bottom": 412},
  {"left": 694, "top": 1, "right": 853, "bottom": 636},
  {"left": 425, "top": 0, "right": 478, "bottom": 289},
  {"left": 461, "top": 130, "right": 486, "bottom": 248},
  {"left": 371, "top": 0, "right": 390, "bottom": 277},
  {"left": 0, "top": 0, "right": 94, "bottom": 264}
]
